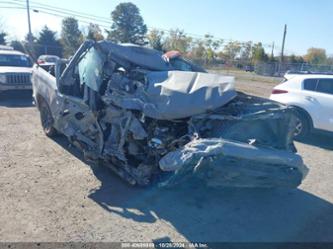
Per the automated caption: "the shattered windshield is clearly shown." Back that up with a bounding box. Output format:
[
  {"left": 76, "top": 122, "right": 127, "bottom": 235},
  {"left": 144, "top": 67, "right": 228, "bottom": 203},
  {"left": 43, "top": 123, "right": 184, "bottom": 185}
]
[
  {"left": 97, "top": 41, "right": 205, "bottom": 73},
  {"left": 169, "top": 57, "right": 206, "bottom": 72},
  {"left": 78, "top": 47, "right": 105, "bottom": 92},
  {"left": 169, "top": 58, "right": 193, "bottom": 71}
]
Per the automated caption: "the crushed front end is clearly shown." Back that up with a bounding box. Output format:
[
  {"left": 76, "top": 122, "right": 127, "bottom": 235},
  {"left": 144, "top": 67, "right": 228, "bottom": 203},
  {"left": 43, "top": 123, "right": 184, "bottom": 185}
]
[{"left": 57, "top": 40, "right": 308, "bottom": 188}]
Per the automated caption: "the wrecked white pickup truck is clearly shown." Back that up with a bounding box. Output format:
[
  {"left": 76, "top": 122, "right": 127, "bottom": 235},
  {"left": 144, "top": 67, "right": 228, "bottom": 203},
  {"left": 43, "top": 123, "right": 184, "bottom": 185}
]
[{"left": 32, "top": 40, "right": 308, "bottom": 188}]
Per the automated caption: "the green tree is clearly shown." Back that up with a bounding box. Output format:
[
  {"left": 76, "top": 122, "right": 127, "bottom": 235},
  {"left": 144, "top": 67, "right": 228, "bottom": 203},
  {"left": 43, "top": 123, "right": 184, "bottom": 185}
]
[
  {"left": 36, "top": 26, "right": 63, "bottom": 57},
  {"left": 191, "top": 40, "right": 206, "bottom": 58},
  {"left": 147, "top": 29, "right": 164, "bottom": 51},
  {"left": 252, "top": 42, "right": 268, "bottom": 63},
  {"left": 326, "top": 56, "right": 333, "bottom": 65},
  {"left": 23, "top": 33, "right": 38, "bottom": 58},
  {"left": 61, "top": 17, "right": 82, "bottom": 57},
  {"left": 204, "top": 34, "right": 223, "bottom": 51},
  {"left": 24, "top": 33, "right": 37, "bottom": 43},
  {"left": 240, "top": 41, "right": 253, "bottom": 63},
  {"left": 189, "top": 35, "right": 223, "bottom": 65},
  {"left": 223, "top": 41, "right": 242, "bottom": 61},
  {"left": 86, "top": 23, "right": 104, "bottom": 41},
  {"left": 203, "top": 34, "right": 223, "bottom": 63},
  {"left": 0, "top": 32, "right": 6, "bottom": 45},
  {"left": 288, "top": 54, "right": 304, "bottom": 64},
  {"left": 10, "top": 40, "right": 25, "bottom": 53},
  {"left": 0, "top": 17, "right": 4, "bottom": 30},
  {"left": 304, "top": 47, "right": 327, "bottom": 65},
  {"left": 107, "top": 2, "right": 147, "bottom": 45},
  {"left": 0, "top": 17, "right": 6, "bottom": 44},
  {"left": 163, "top": 29, "right": 192, "bottom": 53}
]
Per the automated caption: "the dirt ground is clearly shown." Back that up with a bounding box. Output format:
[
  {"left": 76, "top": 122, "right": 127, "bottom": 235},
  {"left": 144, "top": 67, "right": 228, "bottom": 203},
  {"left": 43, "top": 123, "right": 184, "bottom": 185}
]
[{"left": 0, "top": 75, "right": 333, "bottom": 243}]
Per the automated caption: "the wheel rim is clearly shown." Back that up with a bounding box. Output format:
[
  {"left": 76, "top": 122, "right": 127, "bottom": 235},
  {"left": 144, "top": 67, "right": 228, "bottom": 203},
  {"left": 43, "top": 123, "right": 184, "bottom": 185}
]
[{"left": 294, "top": 118, "right": 303, "bottom": 136}]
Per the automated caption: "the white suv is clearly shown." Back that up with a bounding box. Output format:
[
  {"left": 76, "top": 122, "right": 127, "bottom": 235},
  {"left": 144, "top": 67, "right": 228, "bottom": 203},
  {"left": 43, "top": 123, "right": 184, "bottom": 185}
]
[
  {"left": 270, "top": 73, "right": 333, "bottom": 138},
  {"left": 0, "top": 49, "right": 33, "bottom": 92}
]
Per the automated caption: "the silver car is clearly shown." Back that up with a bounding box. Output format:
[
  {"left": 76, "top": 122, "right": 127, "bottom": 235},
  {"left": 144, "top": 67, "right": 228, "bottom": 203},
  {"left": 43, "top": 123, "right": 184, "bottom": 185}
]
[{"left": 32, "top": 40, "right": 308, "bottom": 188}]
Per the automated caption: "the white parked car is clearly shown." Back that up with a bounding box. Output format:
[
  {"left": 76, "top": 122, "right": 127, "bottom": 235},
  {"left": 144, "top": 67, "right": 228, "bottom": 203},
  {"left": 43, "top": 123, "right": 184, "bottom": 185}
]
[
  {"left": 0, "top": 49, "right": 33, "bottom": 92},
  {"left": 37, "top": 55, "right": 60, "bottom": 65},
  {"left": 270, "top": 73, "right": 333, "bottom": 138}
]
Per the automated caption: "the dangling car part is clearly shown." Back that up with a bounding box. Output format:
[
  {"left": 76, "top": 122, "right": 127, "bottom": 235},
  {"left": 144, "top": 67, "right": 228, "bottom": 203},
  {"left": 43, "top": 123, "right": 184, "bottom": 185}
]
[{"left": 32, "top": 40, "right": 308, "bottom": 188}]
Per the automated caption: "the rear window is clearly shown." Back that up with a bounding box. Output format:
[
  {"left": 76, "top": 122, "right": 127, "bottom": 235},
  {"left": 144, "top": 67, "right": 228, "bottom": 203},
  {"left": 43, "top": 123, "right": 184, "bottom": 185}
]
[
  {"left": 303, "top": 79, "right": 318, "bottom": 91},
  {"left": 45, "top": 56, "right": 59, "bottom": 63}
]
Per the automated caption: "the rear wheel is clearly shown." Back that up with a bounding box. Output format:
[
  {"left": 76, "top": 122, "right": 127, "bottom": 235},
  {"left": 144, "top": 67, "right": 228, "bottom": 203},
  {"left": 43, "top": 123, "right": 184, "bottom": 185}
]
[
  {"left": 39, "top": 99, "right": 57, "bottom": 137},
  {"left": 293, "top": 110, "right": 311, "bottom": 140}
]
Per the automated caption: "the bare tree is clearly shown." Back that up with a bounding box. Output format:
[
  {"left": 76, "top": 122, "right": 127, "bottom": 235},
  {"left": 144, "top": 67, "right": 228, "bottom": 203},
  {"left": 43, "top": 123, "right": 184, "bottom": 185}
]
[
  {"left": 163, "top": 29, "right": 192, "bottom": 53},
  {"left": 147, "top": 29, "right": 164, "bottom": 51},
  {"left": 0, "top": 16, "right": 4, "bottom": 31},
  {"left": 0, "top": 17, "right": 7, "bottom": 45}
]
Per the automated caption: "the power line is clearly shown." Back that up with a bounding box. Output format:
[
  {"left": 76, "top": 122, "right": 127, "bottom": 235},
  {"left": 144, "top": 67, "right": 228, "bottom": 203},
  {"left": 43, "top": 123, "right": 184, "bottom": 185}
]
[
  {"left": 1, "top": 0, "right": 288, "bottom": 53},
  {"left": 0, "top": 5, "right": 25, "bottom": 9},
  {"left": 32, "top": 9, "right": 111, "bottom": 29},
  {"left": 29, "top": 5, "right": 112, "bottom": 25},
  {"left": 0, "top": 0, "right": 112, "bottom": 24},
  {"left": 0, "top": 0, "right": 22, "bottom": 4},
  {"left": 31, "top": 7, "right": 112, "bottom": 25},
  {"left": 11, "top": 0, "right": 111, "bottom": 22},
  {"left": 0, "top": 1, "right": 113, "bottom": 28},
  {"left": 3, "top": 0, "right": 276, "bottom": 47}
]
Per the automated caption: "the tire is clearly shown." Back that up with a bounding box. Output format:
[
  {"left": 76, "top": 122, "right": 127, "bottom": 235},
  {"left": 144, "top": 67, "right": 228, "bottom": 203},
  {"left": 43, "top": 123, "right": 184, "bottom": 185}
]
[
  {"left": 293, "top": 110, "right": 311, "bottom": 140},
  {"left": 39, "top": 99, "right": 57, "bottom": 137}
]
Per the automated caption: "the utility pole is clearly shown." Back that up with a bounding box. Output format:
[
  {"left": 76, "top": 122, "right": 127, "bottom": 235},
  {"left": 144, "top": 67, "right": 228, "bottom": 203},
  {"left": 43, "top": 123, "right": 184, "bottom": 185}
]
[
  {"left": 278, "top": 24, "right": 287, "bottom": 75},
  {"left": 271, "top": 41, "right": 275, "bottom": 59},
  {"left": 26, "top": 0, "right": 33, "bottom": 49},
  {"left": 280, "top": 24, "right": 287, "bottom": 63}
]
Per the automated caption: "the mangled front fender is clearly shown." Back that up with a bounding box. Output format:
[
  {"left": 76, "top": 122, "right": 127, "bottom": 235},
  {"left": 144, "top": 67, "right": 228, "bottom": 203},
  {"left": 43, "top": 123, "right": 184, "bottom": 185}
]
[{"left": 159, "top": 138, "right": 308, "bottom": 188}]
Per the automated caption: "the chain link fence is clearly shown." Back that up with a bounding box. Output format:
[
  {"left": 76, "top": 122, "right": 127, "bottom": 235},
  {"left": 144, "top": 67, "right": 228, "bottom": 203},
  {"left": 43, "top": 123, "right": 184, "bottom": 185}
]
[
  {"left": 255, "top": 62, "right": 333, "bottom": 77},
  {"left": 194, "top": 59, "right": 333, "bottom": 77}
]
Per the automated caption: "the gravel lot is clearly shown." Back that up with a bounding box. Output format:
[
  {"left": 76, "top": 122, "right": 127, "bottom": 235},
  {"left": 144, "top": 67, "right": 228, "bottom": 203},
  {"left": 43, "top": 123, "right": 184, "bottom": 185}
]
[{"left": 0, "top": 75, "right": 333, "bottom": 243}]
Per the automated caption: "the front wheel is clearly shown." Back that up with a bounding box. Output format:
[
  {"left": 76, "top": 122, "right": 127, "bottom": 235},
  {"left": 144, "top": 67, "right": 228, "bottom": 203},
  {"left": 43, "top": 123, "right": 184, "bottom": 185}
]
[{"left": 39, "top": 99, "right": 57, "bottom": 137}]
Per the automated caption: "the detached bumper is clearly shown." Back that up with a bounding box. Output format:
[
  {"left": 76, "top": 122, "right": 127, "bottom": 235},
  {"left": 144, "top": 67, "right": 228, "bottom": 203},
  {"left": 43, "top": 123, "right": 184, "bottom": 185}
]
[
  {"left": 159, "top": 138, "right": 308, "bottom": 188},
  {"left": 0, "top": 84, "right": 32, "bottom": 91}
]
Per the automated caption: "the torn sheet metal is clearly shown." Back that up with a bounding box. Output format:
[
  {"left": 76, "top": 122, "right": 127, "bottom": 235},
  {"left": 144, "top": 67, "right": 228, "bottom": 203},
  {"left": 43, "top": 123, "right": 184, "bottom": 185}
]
[{"left": 159, "top": 138, "right": 308, "bottom": 188}]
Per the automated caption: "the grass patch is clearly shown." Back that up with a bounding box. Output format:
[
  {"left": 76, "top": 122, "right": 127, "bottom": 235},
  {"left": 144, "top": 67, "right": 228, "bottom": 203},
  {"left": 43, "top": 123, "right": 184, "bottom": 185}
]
[{"left": 209, "top": 69, "right": 283, "bottom": 84}]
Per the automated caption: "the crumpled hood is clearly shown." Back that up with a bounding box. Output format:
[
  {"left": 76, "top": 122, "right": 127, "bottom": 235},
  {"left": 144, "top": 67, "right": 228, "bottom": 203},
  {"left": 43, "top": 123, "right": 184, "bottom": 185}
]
[
  {"left": 144, "top": 71, "right": 237, "bottom": 119},
  {"left": 0, "top": 67, "right": 32, "bottom": 74},
  {"left": 107, "top": 70, "right": 237, "bottom": 120}
]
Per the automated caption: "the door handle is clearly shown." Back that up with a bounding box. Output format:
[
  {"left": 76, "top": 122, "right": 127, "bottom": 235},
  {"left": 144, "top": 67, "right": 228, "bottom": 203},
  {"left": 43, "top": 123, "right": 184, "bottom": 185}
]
[{"left": 305, "top": 96, "right": 316, "bottom": 102}]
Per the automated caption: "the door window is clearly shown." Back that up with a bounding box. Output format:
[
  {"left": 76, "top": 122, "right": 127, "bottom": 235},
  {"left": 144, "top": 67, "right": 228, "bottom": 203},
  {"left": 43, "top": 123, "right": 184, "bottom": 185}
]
[{"left": 316, "top": 79, "right": 333, "bottom": 95}]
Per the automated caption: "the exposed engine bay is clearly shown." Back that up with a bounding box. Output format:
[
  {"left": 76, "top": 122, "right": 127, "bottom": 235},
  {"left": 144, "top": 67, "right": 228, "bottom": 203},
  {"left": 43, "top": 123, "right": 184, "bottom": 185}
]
[{"left": 32, "top": 40, "right": 308, "bottom": 188}]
